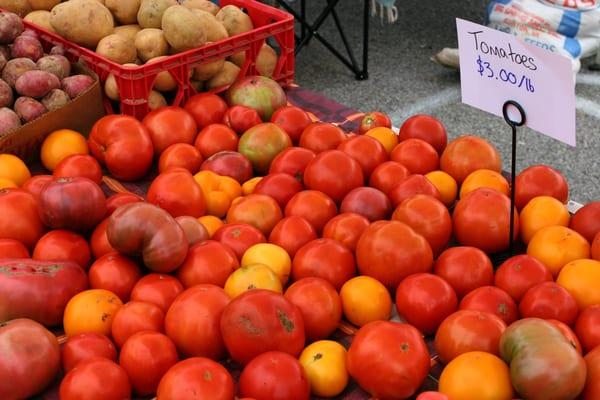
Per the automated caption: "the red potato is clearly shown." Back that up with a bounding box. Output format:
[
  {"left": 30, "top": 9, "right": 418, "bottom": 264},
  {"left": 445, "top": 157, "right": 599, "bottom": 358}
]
[
  {"left": 50, "top": 44, "right": 64, "bottom": 56},
  {"left": 2, "top": 57, "right": 36, "bottom": 88},
  {"left": 0, "top": 79, "right": 14, "bottom": 107},
  {"left": 0, "top": 107, "right": 21, "bottom": 135},
  {"left": 36, "top": 55, "right": 71, "bottom": 80},
  {"left": 42, "top": 89, "right": 70, "bottom": 111},
  {"left": 15, "top": 70, "right": 61, "bottom": 98},
  {"left": 21, "top": 28, "right": 38, "bottom": 39},
  {"left": 61, "top": 75, "right": 95, "bottom": 99},
  {"left": 14, "top": 96, "right": 47, "bottom": 122},
  {"left": 0, "top": 52, "right": 6, "bottom": 72},
  {"left": 11, "top": 35, "right": 44, "bottom": 61},
  {"left": 0, "top": 45, "right": 9, "bottom": 61},
  {"left": 0, "top": 12, "right": 24, "bottom": 44}
]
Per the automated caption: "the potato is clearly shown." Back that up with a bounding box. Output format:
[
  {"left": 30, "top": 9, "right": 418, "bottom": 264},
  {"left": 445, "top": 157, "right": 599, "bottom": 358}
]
[
  {"left": 11, "top": 35, "right": 44, "bottom": 61},
  {"left": 0, "top": 1, "right": 31, "bottom": 17},
  {"left": 0, "top": 79, "right": 13, "bottom": 108},
  {"left": 105, "top": 0, "right": 141, "bottom": 25},
  {"left": 2, "top": 58, "right": 36, "bottom": 88},
  {"left": 216, "top": 5, "right": 253, "bottom": 37},
  {"left": 28, "top": 0, "right": 60, "bottom": 11},
  {"left": 96, "top": 34, "right": 137, "bottom": 64},
  {"left": 229, "top": 51, "right": 245, "bottom": 68},
  {"left": 0, "top": 52, "right": 6, "bottom": 72},
  {"left": 148, "top": 90, "right": 166, "bottom": 110},
  {"left": 15, "top": 70, "right": 60, "bottom": 98},
  {"left": 190, "top": 79, "right": 204, "bottom": 92},
  {"left": 257, "top": 44, "right": 277, "bottom": 78},
  {"left": 137, "top": 0, "right": 176, "bottom": 29},
  {"left": 0, "top": 45, "right": 9, "bottom": 61},
  {"left": 50, "top": 0, "right": 115, "bottom": 48},
  {"left": 147, "top": 56, "right": 177, "bottom": 92},
  {"left": 206, "top": 61, "right": 240, "bottom": 90},
  {"left": 49, "top": 45, "right": 64, "bottom": 56},
  {"left": 190, "top": 9, "right": 228, "bottom": 42},
  {"left": 61, "top": 75, "right": 95, "bottom": 99},
  {"left": 193, "top": 57, "right": 224, "bottom": 81},
  {"left": 181, "top": 0, "right": 219, "bottom": 15},
  {"left": 41, "top": 89, "right": 70, "bottom": 111},
  {"left": 0, "top": 11, "right": 24, "bottom": 43},
  {"left": 14, "top": 96, "right": 47, "bottom": 122},
  {"left": 104, "top": 73, "right": 119, "bottom": 100},
  {"left": 161, "top": 5, "right": 206, "bottom": 52},
  {"left": 113, "top": 24, "right": 142, "bottom": 42},
  {"left": 0, "top": 107, "right": 21, "bottom": 135},
  {"left": 37, "top": 55, "right": 71, "bottom": 80},
  {"left": 23, "top": 11, "right": 55, "bottom": 33},
  {"left": 135, "top": 28, "right": 168, "bottom": 62}
]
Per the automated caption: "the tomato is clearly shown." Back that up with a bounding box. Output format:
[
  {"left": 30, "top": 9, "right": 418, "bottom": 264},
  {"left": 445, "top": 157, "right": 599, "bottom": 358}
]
[
  {"left": 88, "top": 115, "right": 154, "bottom": 181},
  {"left": 238, "top": 122, "right": 292, "bottom": 174},
  {"left": 453, "top": 188, "right": 519, "bottom": 254},
  {"left": 88, "top": 253, "right": 142, "bottom": 303},
  {"left": 254, "top": 172, "right": 303, "bottom": 209},
  {"left": 60, "top": 357, "right": 131, "bottom": 400},
  {"left": 0, "top": 154, "right": 29, "bottom": 186},
  {"left": 61, "top": 332, "right": 117, "bottom": 373},
  {"left": 299, "top": 122, "right": 346, "bottom": 153},
  {"left": 592, "top": 232, "right": 600, "bottom": 261},
  {"left": 0, "top": 238, "right": 29, "bottom": 258},
  {"left": 223, "top": 105, "right": 262, "bottom": 134},
  {"left": 398, "top": 114, "right": 448, "bottom": 154},
  {"left": 239, "top": 351, "right": 310, "bottom": 400},
  {"left": 416, "top": 392, "right": 449, "bottom": 400},
  {"left": 584, "top": 346, "right": 600, "bottom": 399},
  {"left": 104, "top": 193, "right": 142, "bottom": 217},
  {"left": 224, "top": 263, "right": 282, "bottom": 298},
  {"left": 22, "top": 174, "right": 52, "bottom": 203},
  {"left": 119, "top": 331, "right": 179, "bottom": 396},
  {"left": 157, "top": 357, "right": 234, "bottom": 400},
  {"left": 557, "top": 259, "right": 600, "bottom": 312},
  {"left": 201, "top": 150, "right": 254, "bottom": 184},
  {"left": 347, "top": 321, "right": 430, "bottom": 399},
  {"left": 226, "top": 194, "right": 283, "bottom": 236},
  {"left": 460, "top": 286, "right": 518, "bottom": 325},
  {"left": 90, "top": 218, "right": 115, "bottom": 259},
  {"left": 520, "top": 196, "right": 570, "bottom": 244},
  {"left": 220, "top": 289, "right": 305, "bottom": 365},
  {"left": 41, "top": 129, "right": 89, "bottom": 172},
  {"left": 299, "top": 340, "right": 348, "bottom": 397},
  {"left": 434, "top": 310, "right": 506, "bottom": 364},
  {"left": 268, "top": 147, "right": 316, "bottom": 183},
  {"left": 111, "top": 300, "right": 164, "bottom": 348},
  {"left": 570, "top": 201, "right": 600, "bottom": 243},
  {"left": 548, "top": 319, "right": 583, "bottom": 354},
  {"left": 338, "top": 135, "right": 388, "bottom": 178},
  {"left": 322, "top": 212, "right": 370, "bottom": 252},
  {"left": 459, "top": 169, "right": 509, "bottom": 199},
  {"left": 390, "top": 138, "right": 439, "bottom": 175},
  {"left": 158, "top": 143, "right": 203, "bottom": 174},
  {"left": 177, "top": 241, "right": 239, "bottom": 288},
  {"left": 241, "top": 243, "right": 291, "bottom": 285},
  {"left": 213, "top": 223, "right": 266, "bottom": 259},
  {"left": 147, "top": 169, "right": 206, "bottom": 218},
  {"left": 130, "top": 273, "right": 184, "bottom": 313},
  {"left": 32, "top": 229, "right": 91, "bottom": 270},
  {"left": 269, "top": 216, "right": 317, "bottom": 258},
  {"left": 528, "top": 226, "right": 591, "bottom": 278},
  {"left": 198, "top": 215, "right": 224, "bottom": 238},
  {"left": 340, "top": 276, "right": 392, "bottom": 327},
  {"left": 389, "top": 174, "right": 441, "bottom": 207},
  {"left": 53, "top": 154, "right": 103, "bottom": 185},
  {"left": 434, "top": 246, "right": 493, "bottom": 298},
  {"left": 143, "top": 105, "right": 196, "bottom": 154},
  {"left": 494, "top": 254, "right": 553, "bottom": 302},
  {"left": 184, "top": 93, "right": 229, "bottom": 129},
  {"left": 194, "top": 123, "right": 239, "bottom": 159},
  {"left": 369, "top": 161, "right": 410, "bottom": 196},
  {"left": 439, "top": 351, "right": 513, "bottom": 400},
  {"left": 340, "top": 186, "right": 392, "bottom": 222},
  {"left": 292, "top": 238, "right": 356, "bottom": 290},
  {"left": 285, "top": 190, "right": 337, "bottom": 233},
  {"left": 440, "top": 135, "right": 502, "bottom": 184},
  {"left": 358, "top": 111, "right": 392, "bottom": 134},
  {"left": 175, "top": 215, "right": 209, "bottom": 246},
  {"left": 284, "top": 277, "right": 342, "bottom": 341},
  {"left": 515, "top": 164, "right": 569, "bottom": 210},
  {"left": 425, "top": 170, "right": 458, "bottom": 206},
  {"left": 271, "top": 105, "right": 313, "bottom": 143},
  {"left": 0, "top": 189, "right": 44, "bottom": 249},
  {"left": 304, "top": 150, "right": 364, "bottom": 203},
  {"left": 356, "top": 220, "right": 433, "bottom": 290},
  {"left": 575, "top": 305, "right": 600, "bottom": 353},
  {"left": 392, "top": 194, "right": 451, "bottom": 256}
]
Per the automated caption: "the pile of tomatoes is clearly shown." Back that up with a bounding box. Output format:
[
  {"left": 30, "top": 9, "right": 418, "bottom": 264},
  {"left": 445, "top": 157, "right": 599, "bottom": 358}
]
[{"left": 1, "top": 89, "right": 600, "bottom": 400}]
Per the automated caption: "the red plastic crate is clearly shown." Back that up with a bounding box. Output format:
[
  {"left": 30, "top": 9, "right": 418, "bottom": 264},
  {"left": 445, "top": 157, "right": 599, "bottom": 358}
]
[{"left": 20, "top": 0, "right": 295, "bottom": 119}]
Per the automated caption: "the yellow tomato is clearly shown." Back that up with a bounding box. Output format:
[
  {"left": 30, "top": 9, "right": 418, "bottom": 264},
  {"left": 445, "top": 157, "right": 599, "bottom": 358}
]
[
  {"left": 439, "top": 351, "right": 513, "bottom": 400},
  {"left": 519, "top": 196, "right": 570, "bottom": 244},
  {"left": 194, "top": 170, "right": 242, "bottom": 217},
  {"left": 299, "top": 340, "right": 348, "bottom": 397},
  {"left": 241, "top": 243, "right": 291, "bottom": 285},
  {"left": 242, "top": 176, "right": 263, "bottom": 195},
  {"left": 40, "top": 129, "right": 89, "bottom": 171},
  {"left": 0, "top": 154, "right": 30, "bottom": 186},
  {"left": 425, "top": 170, "right": 458, "bottom": 206},
  {"left": 365, "top": 127, "right": 398, "bottom": 154},
  {"left": 63, "top": 289, "right": 123, "bottom": 337},
  {"left": 557, "top": 259, "right": 600, "bottom": 311},
  {"left": 340, "top": 276, "right": 392, "bottom": 326},
  {"left": 459, "top": 169, "right": 510, "bottom": 198},
  {"left": 198, "top": 215, "right": 224, "bottom": 238},
  {"left": 0, "top": 177, "right": 17, "bottom": 189},
  {"left": 527, "top": 226, "right": 590, "bottom": 277},
  {"left": 224, "top": 263, "right": 282, "bottom": 298}
]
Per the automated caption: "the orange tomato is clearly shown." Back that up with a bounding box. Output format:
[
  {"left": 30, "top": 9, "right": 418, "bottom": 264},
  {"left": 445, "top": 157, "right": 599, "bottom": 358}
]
[
  {"left": 527, "top": 226, "right": 590, "bottom": 277},
  {"left": 299, "top": 340, "right": 348, "bottom": 397},
  {"left": 459, "top": 169, "right": 509, "bottom": 198},
  {"left": 365, "top": 127, "right": 398, "bottom": 154},
  {"left": 241, "top": 243, "right": 291, "bottom": 285},
  {"left": 438, "top": 351, "right": 513, "bottom": 400},
  {"left": 223, "top": 264, "right": 282, "bottom": 298},
  {"left": 519, "top": 196, "right": 570, "bottom": 244},
  {"left": 63, "top": 289, "right": 123, "bottom": 337},
  {"left": 340, "top": 276, "right": 392, "bottom": 326},
  {"left": 0, "top": 177, "right": 17, "bottom": 189},
  {"left": 194, "top": 170, "right": 242, "bottom": 218},
  {"left": 0, "top": 154, "right": 30, "bottom": 186},
  {"left": 425, "top": 170, "right": 457, "bottom": 207},
  {"left": 198, "top": 215, "right": 224, "bottom": 238},
  {"left": 226, "top": 194, "right": 283, "bottom": 236},
  {"left": 557, "top": 259, "right": 600, "bottom": 311},
  {"left": 41, "top": 129, "right": 89, "bottom": 171},
  {"left": 592, "top": 232, "right": 600, "bottom": 261},
  {"left": 241, "top": 177, "right": 263, "bottom": 195},
  {"left": 440, "top": 136, "right": 502, "bottom": 184}
]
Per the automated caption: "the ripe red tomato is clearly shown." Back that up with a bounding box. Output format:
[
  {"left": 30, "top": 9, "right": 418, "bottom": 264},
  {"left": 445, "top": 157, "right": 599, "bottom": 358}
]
[
  {"left": 111, "top": 300, "right": 165, "bottom": 348},
  {"left": 347, "top": 321, "right": 430, "bottom": 399},
  {"left": 358, "top": 111, "right": 392, "bottom": 134},
  {"left": 53, "top": 154, "right": 103, "bottom": 185},
  {"left": 157, "top": 358, "right": 234, "bottom": 400},
  {"left": 396, "top": 273, "right": 458, "bottom": 335},
  {"left": 90, "top": 218, "right": 115, "bottom": 259},
  {"left": 254, "top": 172, "right": 303, "bottom": 209},
  {"left": 356, "top": 220, "right": 434, "bottom": 290},
  {"left": 292, "top": 238, "right": 356, "bottom": 290},
  {"left": 177, "top": 241, "right": 239, "bottom": 288},
  {"left": 269, "top": 147, "right": 316, "bottom": 184},
  {"left": 213, "top": 223, "right": 266, "bottom": 259},
  {"left": 32, "top": 229, "right": 91, "bottom": 270},
  {"left": 570, "top": 201, "right": 600, "bottom": 244},
  {"left": 519, "top": 281, "right": 579, "bottom": 326},
  {"left": 158, "top": 143, "right": 203, "bottom": 174},
  {"left": 200, "top": 150, "right": 253, "bottom": 184},
  {"left": 338, "top": 135, "right": 388, "bottom": 178},
  {"left": 459, "top": 286, "right": 519, "bottom": 325},
  {"left": 416, "top": 392, "right": 450, "bottom": 400},
  {"left": 440, "top": 135, "right": 502, "bottom": 184},
  {"left": 104, "top": 193, "right": 142, "bottom": 217},
  {"left": 494, "top": 254, "right": 553, "bottom": 302},
  {"left": 575, "top": 305, "right": 600, "bottom": 353},
  {"left": 389, "top": 174, "right": 441, "bottom": 207},
  {"left": 285, "top": 190, "right": 337, "bottom": 233},
  {"left": 322, "top": 212, "right": 370, "bottom": 252},
  {"left": 119, "top": 331, "right": 179, "bottom": 396},
  {"left": 130, "top": 274, "right": 184, "bottom": 313},
  {"left": 369, "top": 160, "right": 411, "bottom": 196},
  {"left": 147, "top": 169, "right": 206, "bottom": 218},
  {"left": 593, "top": 232, "right": 600, "bottom": 261},
  {"left": 390, "top": 138, "right": 440, "bottom": 175},
  {"left": 59, "top": 357, "right": 131, "bottom": 400},
  {"left": 0, "top": 238, "right": 29, "bottom": 258},
  {"left": 268, "top": 216, "right": 317, "bottom": 258},
  {"left": 0, "top": 189, "right": 44, "bottom": 249},
  {"left": 434, "top": 246, "right": 494, "bottom": 298},
  {"left": 284, "top": 277, "right": 342, "bottom": 341},
  {"left": 584, "top": 345, "right": 600, "bottom": 399},
  {"left": 88, "top": 253, "right": 142, "bottom": 303},
  {"left": 271, "top": 105, "right": 313, "bottom": 143},
  {"left": 299, "top": 122, "right": 346, "bottom": 153},
  {"left": 239, "top": 351, "right": 310, "bottom": 400},
  {"left": 226, "top": 193, "right": 283, "bottom": 236},
  {"left": 61, "top": 333, "right": 117, "bottom": 373},
  {"left": 340, "top": 187, "right": 392, "bottom": 222},
  {"left": 194, "top": 123, "right": 239, "bottom": 159},
  {"left": 398, "top": 114, "right": 448, "bottom": 155},
  {"left": 304, "top": 150, "right": 364, "bottom": 203},
  {"left": 22, "top": 174, "right": 52, "bottom": 203},
  {"left": 515, "top": 165, "right": 569, "bottom": 210},
  {"left": 548, "top": 319, "right": 583, "bottom": 354},
  {"left": 223, "top": 105, "right": 262, "bottom": 134},
  {"left": 184, "top": 93, "right": 229, "bottom": 129}
]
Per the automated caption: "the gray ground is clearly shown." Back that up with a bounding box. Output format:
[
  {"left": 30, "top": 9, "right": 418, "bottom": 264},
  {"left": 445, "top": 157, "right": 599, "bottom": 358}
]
[{"left": 291, "top": 0, "right": 600, "bottom": 203}]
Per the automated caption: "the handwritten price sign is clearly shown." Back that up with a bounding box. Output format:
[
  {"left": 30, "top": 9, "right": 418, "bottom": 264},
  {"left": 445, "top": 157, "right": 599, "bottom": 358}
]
[{"left": 457, "top": 19, "right": 576, "bottom": 146}]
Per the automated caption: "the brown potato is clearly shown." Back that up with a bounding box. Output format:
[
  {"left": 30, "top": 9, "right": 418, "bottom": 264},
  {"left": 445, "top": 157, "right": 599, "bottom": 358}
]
[
  {"left": 104, "top": 73, "right": 119, "bottom": 101},
  {"left": 135, "top": 28, "right": 169, "bottom": 62},
  {"left": 216, "top": 5, "right": 253, "bottom": 37},
  {"left": 161, "top": 5, "right": 206, "bottom": 52},
  {"left": 28, "top": 0, "right": 60, "bottom": 11},
  {"left": 113, "top": 25, "right": 142, "bottom": 42},
  {"left": 206, "top": 61, "right": 240, "bottom": 90},
  {"left": 148, "top": 90, "right": 166, "bottom": 110},
  {"left": 105, "top": 0, "right": 141, "bottom": 25},
  {"left": 50, "top": 0, "right": 114, "bottom": 48},
  {"left": 137, "top": 0, "right": 176, "bottom": 29},
  {"left": 24, "top": 11, "right": 55, "bottom": 33},
  {"left": 15, "top": 70, "right": 61, "bottom": 98},
  {"left": 193, "top": 57, "right": 224, "bottom": 81},
  {"left": 190, "top": 9, "right": 228, "bottom": 43},
  {"left": 229, "top": 51, "right": 246, "bottom": 68},
  {"left": 14, "top": 96, "right": 47, "bottom": 122},
  {"left": 190, "top": 79, "right": 204, "bottom": 92},
  {"left": 257, "top": 44, "right": 277, "bottom": 78},
  {"left": 147, "top": 56, "right": 177, "bottom": 92},
  {"left": 181, "top": 0, "right": 219, "bottom": 15},
  {"left": 41, "top": 89, "right": 70, "bottom": 111},
  {"left": 96, "top": 34, "right": 137, "bottom": 64},
  {"left": 0, "top": 1, "right": 31, "bottom": 17},
  {"left": 0, "top": 107, "right": 21, "bottom": 135}
]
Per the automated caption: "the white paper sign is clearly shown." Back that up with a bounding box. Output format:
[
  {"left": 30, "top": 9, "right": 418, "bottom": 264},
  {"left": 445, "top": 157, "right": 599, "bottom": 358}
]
[{"left": 456, "top": 18, "right": 576, "bottom": 146}]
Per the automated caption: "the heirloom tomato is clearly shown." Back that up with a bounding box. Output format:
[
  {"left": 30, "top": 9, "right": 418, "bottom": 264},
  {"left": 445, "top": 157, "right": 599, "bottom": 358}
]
[
  {"left": 177, "top": 240, "right": 239, "bottom": 288},
  {"left": 63, "top": 289, "right": 123, "bottom": 337},
  {"left": 340, "top": 186, "right": 392, "bottom": 222},
  {"left": 299, "top": 122, "right": 346, "bottom": 153},
  {"left": 440, "top": 135, "right": 502, "bottom": 184},
  {"left": 147, "top": 169, "right": 206, "bottom": 218},
  {"left": 130, "top": 274, "right": 184, "bottom": 313},
  {"left": 175, "top": 216, "right": 209, "bottom": 246},
  {"left": 60, "top": 358, "right": 131, "bottom": 400},
  {"left": 271, "top": 105, "right": 313, "bottom": 143},
  {"left": 88, "top": 253, "right": 142, "bottom": 303},
  {"left": 53, "top": 154, "right": 103, "bottom": 185},
  {"left": 364, "top": 127, "right": 398, "bottom": 153},
  {"left": 194, "top": 170, "right": 241, "bottom": 218},
  {"left": 519, "top": 196, "right": 570, "bottom": 244},
  {"left": 494, "top": 254, "right": 553, "bottom": 302},
  {"left": 0, "top": 154, "right": 30, "bottom": 186},
  {"left": 285, "top": 190, "right": 337, "bottom": 233},
  {"left": 398, "top": 114, "right": 448, "bottom": 154},
  {"left": 143, "top": 106, "right": 197, "bottom": 155},
  {"left": 547, "top": 319, "right": 582, "bottom": 354},
  {"left": 41, "top": 129, "right": 89, "bottom": 171},
  {"left": 90, "top": 218, "right": 115, "bottom": 258},
  {"left": 519, "top": 282, "right": 578, "bottom": 325},
  {"left": 241, "top": 243, "right": 291, "bottom": 284},
  {"left": 390, "top": 138, "right": 439, "bottom": 175},
  {"left": 61, "top": 332, "right": 117, "bottom": 373},
  {"left": 322, "top": 212, "right": 370, "bottom": 252},
  {"left": 184, "top": 93, "right": 229, "bottom": 129},
  {"left": 269, "top": 216, "right": 317, "bottom": 258},
  {"left": 104, "top": 193, "right": 142, "bottom": 217},
  {"left": 194, "top": 123, "right": 238, "bottom": 159},
  {"left": 213, "top": 223, "right": 266, "bottom": 259},
  {"left": 304, "top": 150, "right": 364, "bottom": 203},
  {"left": 0, "top": 188, "right": 44, "bottom": 249},
  {"left": 158, "top": 143, "right": 203, "bottom": 174},
  {"left": 226, "top": 193, "right": 283, "bottom": 236},
  {"left": 459, "top": 169, "right": 510, "bottom": 198},
  {"left": 528, "top": 226, "right": 590, "bottom": 277},
  {"left": 338, "top": 135, "right": 388, "bottom": 178},
  {"left": 340, "top": 276, "right": 392, "bottom": 327},
  {"left": 200, "top": 150, "right": 254, "bottom": 184},
  {"left": 556, "top": 258, "right": 600, "bottom": 310},
  {"left": 33, "top": 229, "right": 91, "bottom": 270},
  {"left": 459, "top": 286, "right": 518, "bottom": 325},
  {"left": 514, "top": 164, "right": 569, "bottom": 210},
  {"left": 238, "top": 122, "right": 292, "bottom": 174},
  {"left": 21, "top": 174, "right": 52, "bottom": 203},
  {"left": 424, "top": 170, "right": 458, "bottom": 206},
  {"left": 224, "top": 263, "right": 282, "bottom": 298}
]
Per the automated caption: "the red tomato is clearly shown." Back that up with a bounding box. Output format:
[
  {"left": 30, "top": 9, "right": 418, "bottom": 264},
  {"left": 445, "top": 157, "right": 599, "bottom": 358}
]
[
  {"left": 184, "top": 93, "right": 229, "bottom": 129},
  {"left": 584, "top": 345, "right": 600, "bottom": 399},
  {"left": 392, "top": 194, "right": 452, "bottom": 256},
  {"left": 213, "top": 223, "right": 266, "bottom": 260},
  {"left": 494, "top": 254, "right": 553, "bottom": 302},
  {"left": 147, "top": 169, "right": 206, "bottom": 218},
  {"left": 396, "top": 273, "right": 458, "bottom": 335},
  {"left": 268, "top": 146, "right": 316, "bottom": 184},
  {"left": 177, "top": 241, "right": 239, "bottom": 288},
  {"left": 304, "top": 150, "right": 364, "bottom": 204},
  {"left": 284, "top": 277, "right": 342, "bottom": 341},
  {"left": 340, "top": 187, "right": 392, "bottom": 222},
  {"left": 285, "top": 190, "right": 337, "bottom": 234},
  {"left": 88, "top": 115, "right": 154, "bottom": 181},
  {"left": 356, "top": 220, "right": 433, "bottom": 290},
  {"left": 398, "top": 114, "right": 448, "bottom": 155},
  {"left": 158, "top": 143, "right": 203, "bottom": 174},
  {"left": 369, "top": 160, "right": 411, "bottom": 196},
  {"left": 434, "top": 246, "right": 494, "bottom": 298},
  {"left": 88, "top": 253, "right": 142, "bottom": 303},
  {"left": 130, "top": 274, "right": 184, "bottom": 313},
  {"left": 223, "top": 105, "right": 262, "bottom": 134},
  {"left": 575, "top": 305, "right": 600, "bottom": 353},
  {"left": 254, "top": 172, "right": 303, "bottom": 209},
  {"left": 390, "top": 138, "right": 440, "bottom": 175},
  {"left": 338, "top": 135, "right": 388, "bottom": 178},
  {"left": 104, "top": 193, "right": 142, "bottom": 217},
  {"left": 347, "top": 321, "right": 430, "bottom": 399},
  {"left": 200, "top": 150, "right": 253, "bottom": 184},
  {"left": 389, "top": 174, "right": 441, "bottom": 207},
  {"left": 22, "top": 174, "right": 52, "bottom": 203},
  {"left": 271, "top": 105, "right": 313, "bottom": 143},
  {"left": 59, "top": 358, "right": 131, "bottom": 400},
  {"left": 239, "top": 351, "right": 310, "bottom": 400},
  {"left": 0, "top": 189, "right": 44, "bottom": 249},
  {"left": 548, "top": 319, "right": 583, "bottom": 354},
  {"left": 111, "top": 300, "right": 165, "bottom": 348},
  {"left": 440, "top": 135, "right": 502, "bottom": 184},
  {"left": 292, "top": 238, "right": 356, "bottom": 290},
  {"left": 90, "top": 218, "right": 115, "bottom": 259},
  {"left": 268, "top": 216, "right": 317, "bottom": 258},
  {"left": 194, "top": 123, "right": 239, "bottom": 159},
  {"left": 61, "top": 333, "right": 117, "bottom": 373},
  {"left": 416, "top": 392, "right": 450, "bottom": 400},
  {"left": 175, "top": 216, "right": 209, "bottom": 246},
  {"left": 515, "top": 165, "right": 569, "bottom": 210},
  {"left": 459, "top": 286, "right": 519, "bottom": 325},
  {"left": 593, "top": 232, "right": 600, "bottom": 261},
  {"left": 570, "top": 201, "right": 600, "bottom": 244},
  {"left": 33, "top": 229, "right": 91, "bottom": 270},
  {"left": 358, "top": 111, "right": 392, "bottom": 134},
  {"left": 226, "top": 193, "right": 283, "bottom": 236},
  {"left": 0, "top": 238, "right": 29, "bottom": 258},
  {"left": 143, "top": 109, "right": 200, "bottom": 156},
  {"left": 220, "top": 291, "right": 305, "bottom": 365},
  {"left": 322, "top": 212, "right": 370, "bottom": 251},
  {"left": 119, "top": 331, "right": 179, "bottom": 396},
  {"left": 299, "top": 122, "right": 346, "bottom": 153},
  {"left": 434, "top": 310, "right": 506, "bottom": 363},
  {"left": 53, "top": 154, "right": 103, "bottom": 185},
  {"left": 519, "top": 281, "right": 579, "bottom": 326}
]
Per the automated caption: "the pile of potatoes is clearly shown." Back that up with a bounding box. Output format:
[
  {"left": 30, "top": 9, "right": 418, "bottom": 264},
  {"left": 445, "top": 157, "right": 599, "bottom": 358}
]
[
  {"left": 2, "top": 0, "right": 279, "bottom": 109},
  {"left": 0, "top": 11, "right": 95, "bottom": 136}
]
